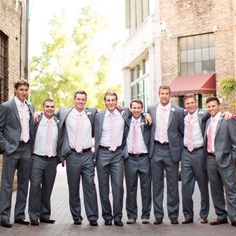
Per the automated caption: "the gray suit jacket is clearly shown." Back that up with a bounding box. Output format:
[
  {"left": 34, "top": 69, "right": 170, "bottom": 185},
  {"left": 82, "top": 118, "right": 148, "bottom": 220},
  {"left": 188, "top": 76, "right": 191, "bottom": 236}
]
[
  {"left": 57, "top": 107, "right": 97, "bottom": 162},
  {"left": 147, "top": 104, "right": 184, "bottom": 163},
  {"left": 94, "top": 108, "right": 129, "bottom": 159},
  {"left": 0, "top": 98, "right": 35, "bottom": 155},
  {"left": 204, "top": 116, "right": 236, "bottom": 168},
  {"left": 123, "top": 114, "right": 151, "bottom": 159}
]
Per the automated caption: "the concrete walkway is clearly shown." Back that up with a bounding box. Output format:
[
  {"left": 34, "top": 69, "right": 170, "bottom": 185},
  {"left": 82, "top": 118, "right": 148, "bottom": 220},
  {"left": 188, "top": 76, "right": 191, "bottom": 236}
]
[{"left": 0, "top": 165, "right": 235, "bottom": 236}]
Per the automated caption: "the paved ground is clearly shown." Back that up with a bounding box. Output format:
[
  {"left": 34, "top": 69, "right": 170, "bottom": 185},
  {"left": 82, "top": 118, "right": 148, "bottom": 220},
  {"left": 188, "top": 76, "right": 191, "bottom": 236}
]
[{"left": 0, "top": 165, "right": 235, "bottom": 236}]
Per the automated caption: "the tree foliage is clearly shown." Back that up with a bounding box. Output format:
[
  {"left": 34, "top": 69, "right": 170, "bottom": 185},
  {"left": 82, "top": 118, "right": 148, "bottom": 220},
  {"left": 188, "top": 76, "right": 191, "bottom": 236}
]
[
  {"left": 30, "top": 6, "right": 121, "bottom": 111},
  {"left": 219, "top": 77, "right": 236, "bottom": 98}
]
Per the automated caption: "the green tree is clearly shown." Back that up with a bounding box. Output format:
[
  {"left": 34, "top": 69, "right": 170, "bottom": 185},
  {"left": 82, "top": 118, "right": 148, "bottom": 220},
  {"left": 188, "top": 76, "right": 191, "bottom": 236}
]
[
  {"left": 30, "top": 6, "right": 120, "bottom": 111},
  {"left": 219, "top": 77, "right": 236, "bottom": 98}
]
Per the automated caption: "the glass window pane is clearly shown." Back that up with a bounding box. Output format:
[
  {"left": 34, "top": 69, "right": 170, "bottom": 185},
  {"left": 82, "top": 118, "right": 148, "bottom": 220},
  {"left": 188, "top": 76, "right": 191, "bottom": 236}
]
[
  {"left": 187, "top": 62, "right": 195, "bottom": 75},
  {"left": 187, "top": 50, "right": 194, "bottom": 62},
  {"left": 202, "top": 61, "right": 210, "bottom": 72},
  {"left": 180, "top": 63, "right": 188, "bottom": 76},
  {"left": 202, "top": 48, "right": 209, "bottom": 61},
  {"left": 201, "top": 34, "right": 209, "bottom": 48},
  {"left": 187, "top": 37, "right": 194, "bottom": 49},
  {"left": 194, "top": 35, "right": 201, "bottom": 49},
  {"left": 195, "top": 62, "right": 202, "bottom": 74},
  {"left": 209, "top": 60, "right": 215, "bottom": 72},
  {"left": 179, "top": 37, "right": 187, "bottom": 50},
  {"left": 180, "top": 50, "right": 187, "bottom": 63},
  {"left": 209, "top": 47, "right": 215, "bottom": 60},
  {"left": 194, "top": 48, "right": 202, "bottom": 61}
]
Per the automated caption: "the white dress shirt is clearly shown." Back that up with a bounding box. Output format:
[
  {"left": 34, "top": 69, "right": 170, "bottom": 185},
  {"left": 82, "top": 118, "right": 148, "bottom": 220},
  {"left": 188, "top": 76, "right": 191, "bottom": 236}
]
[
  {"left": 127, "top": 117, "right": 148, "bottom": 154},
  {"left": 100, "top": 109, "right": 124, "bottom": 147},
  {"left": 14, "top": 96, "right": 30, "bottom": 142},
  {"left": 207, "top": 111, "right": 222, "bottom": 153},
  {"left": 66, "top": 108, "right": 93, "bottom": 149},
  {"left": 184, "top": 109, "right": 204, "bottom": 148},
  {"left": 155, "top": 103, "right": 171, "bottom": 143},
  {"left": 34, "top": 115, "right": 58, "bottom": 156}
]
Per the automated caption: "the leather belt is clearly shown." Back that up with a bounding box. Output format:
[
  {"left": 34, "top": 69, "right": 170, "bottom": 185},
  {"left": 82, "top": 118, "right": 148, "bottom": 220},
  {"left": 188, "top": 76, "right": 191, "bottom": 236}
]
[
  {"left": 71, "top": 148, "right": 91, "bottom": 154},
  {"left": 128, "top": 153, "right": 147, "bottom": 158},
  {"left": 99, "top": 145, "right": 122, "bottom": 152},
  {"left": 154, "top": 140, "right": 169, "bottom": 145},
  {"left": 184, "top": 146, "right": 204, "bottom": 152},
  {"left": 34, "top": 154, "right": 56, "bottom": 159},
  {"left": 207, "top": 152, "right": 215, "bottom": 158}
]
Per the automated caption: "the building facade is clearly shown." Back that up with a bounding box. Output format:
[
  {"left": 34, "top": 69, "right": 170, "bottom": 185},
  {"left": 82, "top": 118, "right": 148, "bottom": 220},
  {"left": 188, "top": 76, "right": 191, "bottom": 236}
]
[
  {"left": 122, "top": 0, "right": 236, "bottom": 112},
  {"left": 0, "top": 0, "right": 28, "bottom": 104}
]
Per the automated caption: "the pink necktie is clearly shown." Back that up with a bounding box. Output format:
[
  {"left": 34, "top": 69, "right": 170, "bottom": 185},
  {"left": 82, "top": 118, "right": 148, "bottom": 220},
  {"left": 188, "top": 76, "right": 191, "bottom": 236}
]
[
  {"left": 110, "top": 112, "right": 117, "bottom": 151},
  {"left": 132, "top": 120, "right": 138, "bottom": 154},
  {"left": 20, "top": 103, "right": 29, "bottom": 143},
  {"left": 46, "top": 120, "right": 53, "bottom": 157},
  {"left": 75, "top": 113, "right": 83, "bottom": 153},
  {"left": 207, "top": 121, "right": 213, "bottom": 153},
  {"left": 159, "top": 108, "right": 166, "bottom": 143},
  {"left": 187, "top": 115, "right": 193, "bottom": 152}
]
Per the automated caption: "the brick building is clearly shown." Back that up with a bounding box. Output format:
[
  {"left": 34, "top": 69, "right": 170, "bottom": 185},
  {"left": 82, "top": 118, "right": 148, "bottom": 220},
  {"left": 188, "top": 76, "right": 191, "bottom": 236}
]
[{"left": 122, "top": 0, "right": 236, "bottom": 112}]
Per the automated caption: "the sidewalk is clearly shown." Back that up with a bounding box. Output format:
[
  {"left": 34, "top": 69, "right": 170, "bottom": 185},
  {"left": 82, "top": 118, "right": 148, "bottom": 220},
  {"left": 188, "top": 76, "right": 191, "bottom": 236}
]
[{"left": 0, "top": 165, "right": 235, "bottom": 236}]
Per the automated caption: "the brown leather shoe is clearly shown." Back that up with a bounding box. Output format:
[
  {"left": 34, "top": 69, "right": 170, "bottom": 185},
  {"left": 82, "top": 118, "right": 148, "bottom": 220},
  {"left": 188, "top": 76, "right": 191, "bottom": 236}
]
[
  {"left": 182, "top": 219, "right": 193, "bottom": 224},
  {"left": 1, "top": 220, "right": 13, "bottom": 228},
  {"left": 40, "top": 218, "right": 55, "bottom": 224},
  {"left": 14, "top": 219, "right": 30, "bottom": 225},
  {"left": 153, "top": 218, "right": 163, "bottom": 225},
  {"left": 104, "top": 219, "right": 112, "bottom": 226},
  {"left": 89, "top": 219, "right": 98, "bottom": 226},
  {"left": 31, "top": 220, "right": 39, "bottom": 226},
  {"left": 114, "top": 219, "right": 123, "bottom": 226},
  {"left": 200, "top": 218, "right": 208, "bottom": 224},
  {"left": 231, "top": 221, "right": 236, "bottom": 227},
  {"left": 170, "top": 218, "right": 179, "bottom": 224},
  {"left": 210, "top": 218, "right": 228, "bottom": 225}
]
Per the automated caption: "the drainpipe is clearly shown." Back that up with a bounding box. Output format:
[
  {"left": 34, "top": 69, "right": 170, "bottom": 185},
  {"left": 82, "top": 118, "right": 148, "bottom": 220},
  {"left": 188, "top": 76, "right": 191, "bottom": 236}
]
[{"left": 24, "top": 0, "right": 29, "bottom": 81}]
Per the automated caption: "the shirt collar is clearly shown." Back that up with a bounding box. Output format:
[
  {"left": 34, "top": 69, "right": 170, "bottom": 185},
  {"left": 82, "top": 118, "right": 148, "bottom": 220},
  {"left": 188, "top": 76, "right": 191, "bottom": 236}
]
[
  {"left": 105, "top": 108, "right": 119, "bottom": 117},
  {"left": 14, "top": 96, "right": 26, "bottom": 106},
  {"left": 159, "top": 103, "right": 171, "bottom": 111},
  {"left": 211, "top": 111, "right": 222, "bottom": 122}
]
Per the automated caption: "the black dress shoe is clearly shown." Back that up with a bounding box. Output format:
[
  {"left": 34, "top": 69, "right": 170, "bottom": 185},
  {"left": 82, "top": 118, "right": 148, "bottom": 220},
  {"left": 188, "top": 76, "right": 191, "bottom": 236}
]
[
  {"left": 114, "top": 219, "right": 123, "bottom": 226},
  {"left": 104, "top": 219, "right": 112, "bottom": 226},
  {"left": 210, "top": 218, "right": 228, "bottom": 225},
  {"left": 182, "top": 219, "right": 193, "bottom": 224},
  {"left": 231, "top": 221, "right": 236, "bottom": 227},
  {"left": 1, "top": 220, "right": 13, "bottom": 228},
  {"left": 89, "top": 219, "right": 98, "bottom": 226},
  {"left": 40, "top": 218, "right": 55, "bottom": 224},
  {"left": 74, "top": 219, "right": 82, "bottom": 225},
  {"left": 154, "top": 218, "right": 163, "bottom": 225},
  {"left": 170, "top": 218, "right": 179, "bottom": 224},
  {"left": 15, "top": 219, "right": 30, "bottom": 225},
  {"left": 31, "top": 220, "right": 39, "bottom": 226},
  {"left": 200, "top": 218, "right": 208, "bottom": 224}
]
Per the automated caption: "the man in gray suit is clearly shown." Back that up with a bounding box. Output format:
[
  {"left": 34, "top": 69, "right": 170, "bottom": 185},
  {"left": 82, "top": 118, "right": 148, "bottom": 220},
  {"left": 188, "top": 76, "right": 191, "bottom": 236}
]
[
  {"left": 94, "top": 91, "right": 128, "bottom": 227},
  {"left": 147, "top": 85, "right": 184, "bottom": 225},
  {"left": 124, "top": 99, "right": 151, "bottom": 225},
  {"left": 0, "top": 80, "right": 34, "bottom": 228},
  {"left": 57, "top": 90, "right": 98, "bottom": 226},
  {"left": 28, "top": 98, "right": 60, "bottom": 226},
  {"left": 205, "top": 96, "right": 236, "bottom": 227},
  {"left": 181, "top": 94, "right": 209, "bottom": 224}
]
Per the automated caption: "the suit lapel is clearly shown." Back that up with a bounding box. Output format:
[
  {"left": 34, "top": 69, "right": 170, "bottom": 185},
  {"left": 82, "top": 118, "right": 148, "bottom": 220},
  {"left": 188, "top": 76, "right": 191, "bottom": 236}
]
[
  {"left": 11, "top": 100, "right": 21, "bottom": 124},
  {"left": 168, "top": 105, "right": 174, "bottom": 129},
  {"left": 215, "top": 116, "right": 223, "bottom": 136},
  {"left": 99, "top": 111, "right": 106, "bottom": 135}
]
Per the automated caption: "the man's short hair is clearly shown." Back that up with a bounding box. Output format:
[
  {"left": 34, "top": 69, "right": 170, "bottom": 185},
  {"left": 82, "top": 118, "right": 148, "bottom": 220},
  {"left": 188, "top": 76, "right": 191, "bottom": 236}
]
[
  {"left": 74, "top": 90, "right": 87, "bottom": 99},
  {"left": 183, "top": 93, "right": 196, "bottom": 102},
  {"left": 104, "top": 91, "right": 118, "bottom": 101},
  {"left": 159, "top": 85, "right": 171, "bottom": 93},
  {"left": 14, "top": 80, "right": 29, "bottom": 89},
  {"left": 130, "top": 99, "right": 143, "bottom": 108},
  {"left": 206, "top": 96, "right": 220, "bottom": 105},
  {"left": 43, "top": 98, "right": 54, "bottom": 106}
]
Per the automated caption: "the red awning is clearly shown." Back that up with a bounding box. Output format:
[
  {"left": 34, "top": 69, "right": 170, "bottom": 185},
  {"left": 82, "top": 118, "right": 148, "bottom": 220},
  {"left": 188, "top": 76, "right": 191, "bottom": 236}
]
[{"left": 169, "top": 73, "right": 216, "bottom": 96}]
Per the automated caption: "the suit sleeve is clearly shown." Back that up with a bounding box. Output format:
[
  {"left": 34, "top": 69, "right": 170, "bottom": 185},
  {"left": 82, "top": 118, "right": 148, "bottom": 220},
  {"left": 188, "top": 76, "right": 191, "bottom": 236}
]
[
  {"left": 228, "top": 118, "right": 236, "bottom": 160},
  {"left": 0, "top": 104, "right": 7, "bottom": 153}
]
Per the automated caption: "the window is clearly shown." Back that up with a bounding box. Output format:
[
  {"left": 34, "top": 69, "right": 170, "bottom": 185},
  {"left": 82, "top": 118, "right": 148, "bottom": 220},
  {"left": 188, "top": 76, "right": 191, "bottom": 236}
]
[
  {"left": 179, "top": 33, "right": 215, "bottom": 76},
  {"left": 0, "top": 31, "right": 8, "bottom": 104},
  {"left": 130, "top": 58, "right": 149, "bottom": 110},
  {"left": 125, "top": 0, "right": 150, "bottom": 33}
]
